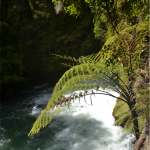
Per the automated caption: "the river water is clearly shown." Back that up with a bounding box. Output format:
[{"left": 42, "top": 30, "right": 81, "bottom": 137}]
[{"left": 0, "top": 82, "right": 136, "bottom": 150}]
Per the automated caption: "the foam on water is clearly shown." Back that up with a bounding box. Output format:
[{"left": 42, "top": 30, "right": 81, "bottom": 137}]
[
  {"left": 1, "top": 87, "right": 136, "bottom": 150},
  {"left": 31, "top": 88, "right": 136, "bottom": 150},
  {"left": 0, "top": 127, "right": 11, "bottom": 149}
]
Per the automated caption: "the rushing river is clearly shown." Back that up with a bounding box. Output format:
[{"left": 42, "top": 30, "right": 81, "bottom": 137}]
[{"left": 1, "top": 82, "right": 136, "bottom": 150}]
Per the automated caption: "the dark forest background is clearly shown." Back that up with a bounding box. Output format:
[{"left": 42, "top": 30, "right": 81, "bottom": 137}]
[
  {"left": 1, "top": 1, "right": 105, "bottom": 99},
  {"left": 1, "top": 0, "right": 149, "bottom": 103}
]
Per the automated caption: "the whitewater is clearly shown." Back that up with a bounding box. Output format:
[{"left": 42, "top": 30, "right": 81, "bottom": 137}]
[{"left": 0, "top": 83, "right": 136, "bottom": 150}]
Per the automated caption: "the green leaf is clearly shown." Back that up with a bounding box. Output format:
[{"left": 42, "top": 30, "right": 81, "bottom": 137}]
[{"left": 147, "top": 87, "right": 150, "bottom": 90}]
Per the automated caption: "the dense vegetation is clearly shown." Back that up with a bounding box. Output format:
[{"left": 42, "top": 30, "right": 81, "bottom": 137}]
[
  {"left": 1, "top": 0, "right": 149, "bottom": 144},
  {"left": 1, "top": 0, "right": 103, "bottom": 97},
  {"left": 27, "top": 0, "right": 149, "bottom": 142}
]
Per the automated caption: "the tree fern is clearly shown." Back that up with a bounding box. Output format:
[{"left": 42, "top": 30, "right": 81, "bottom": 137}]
[
  {"left": 28, "top": 52, "right": 139, "bottom": 137},
  {"left": 95, "top": 18, "right": 148, "bottom": 70},
  {"left": 31, "top": 41, "right": 147, "bottom": 138},
  {"left": 28, "top": 20, "right": 148, "bottom": 139},
  {"left": 31, "top": 63, "right": 141, "bottom": 139}
]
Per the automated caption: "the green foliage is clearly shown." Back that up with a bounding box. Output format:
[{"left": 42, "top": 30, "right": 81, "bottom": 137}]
[
  {"left": 113, "top": 98, "right": 146, "bottom": 135},
  {"left": 1, "top": 0, "right": 102, "bottom": 87},
  {"left": 25, "top": 0, "right": 149, "bottom": 140},
  {"left": 29, "top": 7, "right": 147, "bottom": 142},
  {"left": 28, "top": 51, "right": 134, "bottom": 136},
  {"left": 95, "top": 17, "right": 148, "bottom": 69},
  {"left": 134, "top": 81, "right": 149, "bottom": 119},
  {"left": 1, "top": 21, "right": 25, "bottom": 84},
  {"left": 0, "top": 21, "right": 10, "bottom": 30},
  {"left": 28, "top": 14, "right": 149, "bottom": 137}
]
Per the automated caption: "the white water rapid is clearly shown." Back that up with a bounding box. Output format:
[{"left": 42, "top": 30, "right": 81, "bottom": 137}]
[
  {"left": 1, "top": 84, "right": 136, "bottom": 150},
  {"left": 30, "top": 88, "right": 136, "bottom": 150}
]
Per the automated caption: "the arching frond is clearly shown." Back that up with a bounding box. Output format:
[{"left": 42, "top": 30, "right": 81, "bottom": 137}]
[
  {"left": 28, "top": 60, "right": 130, "bottom": 136},
  {"left": 122, "top": 116, "right": 133, "bottom": 134},
  {"left": 50, "top": 53, "right": 104, "bottom": 68},
  {"left": 53, "top": 62, "right": 106, "bottom": 93},
  {"left": 112, "top": 112, "right": 129, "bottom": 126},
  {"left": 114, "top": 100, "right": 124, "bottom": 108},
  {"left": 115, "top": 104, "right": 129, "bottom": 117},
  {"left": 95, "top": 19, "right": 148, "bottom": 69},
  {"left": 51, "top": 51, "right": 129, "bottom": 99},
  {"left": 113, "top": 97, "right": 147, "bottom": 135}
]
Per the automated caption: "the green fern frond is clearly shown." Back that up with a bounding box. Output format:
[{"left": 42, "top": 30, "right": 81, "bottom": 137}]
[
  {"left": 115, "top": 104, "right": 129, "bottom": 117},
  {"left": 95, "top": 19, "right": 148, "bottom": 63},
  {"left": 28, "top": 82, "right": 98, "bottom": 137},
  {"left": 112, "top": 112, "right": 129, "bottom": 126},
  {"left": 115, "top": 100, "right": 125, "bottom": 108},
  {"left": 53, "top": 63, "right": 103, "bottom": 93},
  {"left": 50, "top": 53, "right": 102, "bottom": 67},
  {"left": 122, "top": 116, "right": 133, "bottom": 134},
  {"left": 28, "top": 60, "right": 130, "bottom": 136},
  {"left": 53, "top": 62, "right": 129, "bottom": 101}
]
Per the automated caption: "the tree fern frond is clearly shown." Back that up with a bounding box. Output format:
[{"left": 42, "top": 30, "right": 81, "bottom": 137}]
[
  {"left": 29, "top": 75, "right": 130, "bottom": 137},
  {"left": 95, "top": 19, "right": 148, "bottom": 65},
  {"left": 50, "top": 53, "right": 102, "bottom": 67},
  {"left": 115, "top": 103, "right": 129, "bottom": 117},
  {"left": 53, "top": 63, "right": 105, "bottom": 94},
  {"left": 115, "top": 100, "right": 125, "bottom": 108},
  {"left": 112, "top": 112, "right": 129, "bottom": 126},
  {"left": 122, "top": 116, "right": 133, "bottom": 134},
  {"left": 50, "top": 54, "right": 130, "bottom": 102}
]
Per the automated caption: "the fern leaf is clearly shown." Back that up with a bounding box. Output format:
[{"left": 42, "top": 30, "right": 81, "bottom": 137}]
[
  {"left": 115, "top": 104, "right": 129, "bottom": 117},
  {"left": 112, "top": 112, "right": 129, "bottom": 126},
  {"left": 122, "top": 116, "right": 133, "bottom": 134}
]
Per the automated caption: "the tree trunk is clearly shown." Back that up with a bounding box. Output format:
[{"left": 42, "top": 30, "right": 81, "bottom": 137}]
[{"left": 129, "top": 99, "right": 140, "bottom": 140}]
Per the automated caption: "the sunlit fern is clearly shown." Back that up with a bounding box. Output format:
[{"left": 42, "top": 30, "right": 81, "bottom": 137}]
[
  {"left": 95, "top": 14, "right": 148, "bottom": 69},
  {"left": 28, "top": 15, "right": 148, "bottom": 137},
  {"left": 28, "top": 52, "right": 133, "bottom": 136},
  {"left": 113, "top": 98, "right": 147, "bottom": 135}
]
